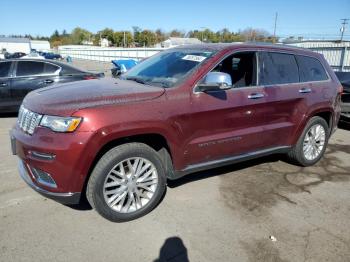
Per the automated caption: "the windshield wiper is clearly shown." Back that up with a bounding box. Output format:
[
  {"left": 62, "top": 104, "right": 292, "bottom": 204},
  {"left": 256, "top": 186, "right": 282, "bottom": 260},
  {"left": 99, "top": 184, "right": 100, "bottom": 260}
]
[
  {"left": 148, "top": 80, "right": 171, "bottom": 88},
  {"left": 125, "top": 76, "right": 147, "bottom": 84}
]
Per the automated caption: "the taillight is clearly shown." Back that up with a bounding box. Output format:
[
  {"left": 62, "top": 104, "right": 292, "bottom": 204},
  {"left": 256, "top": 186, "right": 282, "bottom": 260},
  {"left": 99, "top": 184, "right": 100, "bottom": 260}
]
[{"left": 84, "top": 75, "right": 97, "bottom": 80}]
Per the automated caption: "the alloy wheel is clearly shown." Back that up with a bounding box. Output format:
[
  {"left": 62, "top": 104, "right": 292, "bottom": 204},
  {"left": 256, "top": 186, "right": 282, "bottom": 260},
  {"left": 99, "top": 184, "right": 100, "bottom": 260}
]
[
  {"left": 103, "top": 157, "right": 158, "bottom": 213},
  {"left": 303, "top": 124, "right": 326, "bottom": 161}
]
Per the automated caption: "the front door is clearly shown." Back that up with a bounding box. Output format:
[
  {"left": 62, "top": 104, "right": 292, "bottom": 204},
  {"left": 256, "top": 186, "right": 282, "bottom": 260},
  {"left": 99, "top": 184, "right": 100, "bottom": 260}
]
[{"left": 185, "top": 51, "right": 274, "bottom": 166}]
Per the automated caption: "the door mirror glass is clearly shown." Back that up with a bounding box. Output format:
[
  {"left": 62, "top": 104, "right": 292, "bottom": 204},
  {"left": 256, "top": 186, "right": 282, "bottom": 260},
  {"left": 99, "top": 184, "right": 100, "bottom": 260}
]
[{"left": 197, "top": 72, "right": 232, "bottom": 92}]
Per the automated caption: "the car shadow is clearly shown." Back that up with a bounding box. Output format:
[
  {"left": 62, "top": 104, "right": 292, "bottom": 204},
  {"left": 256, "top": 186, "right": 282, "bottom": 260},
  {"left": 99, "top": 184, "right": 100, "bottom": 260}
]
[
  {"left": 65, "top": 197, "right": 92, "bottom": 211},
  {"left": 338, "top": 121, "right": 350, "bottom": 131},
  {"left": 154, "top": 236, "right": 189, "bottom": 262},
  {"left": 0, "top": 112, "right": 18, "bottom": 118},
  {"left": 167, "top": 154, "right": 282, "bottom": 188}
]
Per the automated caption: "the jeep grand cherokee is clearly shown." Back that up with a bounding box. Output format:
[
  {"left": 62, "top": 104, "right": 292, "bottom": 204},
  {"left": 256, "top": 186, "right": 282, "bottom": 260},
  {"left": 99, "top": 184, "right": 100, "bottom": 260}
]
[{"left": 10, "top": 43, "right": 342, "bottom": 222}]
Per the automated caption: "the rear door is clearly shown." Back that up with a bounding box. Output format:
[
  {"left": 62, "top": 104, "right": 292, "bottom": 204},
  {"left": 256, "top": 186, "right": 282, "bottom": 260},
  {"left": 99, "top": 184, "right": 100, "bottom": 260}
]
[
  {"left": 11, "top": 61, "right": 60, "bottom": 107},
  {"left": 257, "top": 51, "right": 305, "bottom": 147},
  {"left": 0, "top": 61, "right": 14, "bottom": 111}
]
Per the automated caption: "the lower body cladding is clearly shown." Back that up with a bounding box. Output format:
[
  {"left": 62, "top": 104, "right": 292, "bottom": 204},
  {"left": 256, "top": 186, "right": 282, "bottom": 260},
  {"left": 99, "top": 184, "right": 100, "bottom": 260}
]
[{"left": 10, "top": 126, "right": 93, "bottom": 205}]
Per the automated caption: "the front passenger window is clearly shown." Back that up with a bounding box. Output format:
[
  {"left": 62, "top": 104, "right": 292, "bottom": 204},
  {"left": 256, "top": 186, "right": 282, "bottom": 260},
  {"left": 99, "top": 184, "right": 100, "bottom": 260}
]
[{"left": 211, "top": 52, "right": 257, "bottom": 88}]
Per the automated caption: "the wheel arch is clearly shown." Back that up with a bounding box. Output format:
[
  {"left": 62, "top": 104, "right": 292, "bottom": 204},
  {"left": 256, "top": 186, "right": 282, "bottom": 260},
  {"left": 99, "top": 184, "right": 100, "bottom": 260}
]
[
  {"left": 81, "top": 132, "right": 176, "bottom": 195},
  {"left": 292, "top": 108, "right": 334, "bottom": 145}
]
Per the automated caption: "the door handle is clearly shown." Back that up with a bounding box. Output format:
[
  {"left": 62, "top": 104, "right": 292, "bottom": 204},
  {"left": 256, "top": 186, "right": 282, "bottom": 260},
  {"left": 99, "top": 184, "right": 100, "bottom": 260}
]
[
  {"left": 0, "top": 82, "right": 8, "bottom": 87},
  {"left": 248, "top": 93, "right": 265, "bottom": 99},
  {"left": 299, "top": 87, "right": 312, "bottom": 94},
  {"left": 43, "top": 79, "right": 54, "bottom": 84}
]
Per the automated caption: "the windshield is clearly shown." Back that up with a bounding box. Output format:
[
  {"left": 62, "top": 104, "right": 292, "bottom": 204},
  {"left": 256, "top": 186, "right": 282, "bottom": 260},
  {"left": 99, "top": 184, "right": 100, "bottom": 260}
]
[{"left": 123, "top": 49, "right": 215, "bottom": 88}]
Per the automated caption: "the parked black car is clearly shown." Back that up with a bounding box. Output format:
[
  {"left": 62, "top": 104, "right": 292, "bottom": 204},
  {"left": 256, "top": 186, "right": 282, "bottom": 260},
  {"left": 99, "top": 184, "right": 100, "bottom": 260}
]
[
  {"left": 335, "top": 71, "right": 350, "bottom": 123},
  {"left": 0, "top": 59, "right": 104, "bottom": 112},
  {"left": 5, "top": 52, "right": 27, "bottom": 59}
]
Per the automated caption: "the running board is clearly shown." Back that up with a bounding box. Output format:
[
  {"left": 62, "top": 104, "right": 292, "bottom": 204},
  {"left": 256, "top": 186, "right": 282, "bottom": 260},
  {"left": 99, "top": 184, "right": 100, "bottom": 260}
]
[{"left": 171, "top": 146, "right": 291, "bottom": 180}]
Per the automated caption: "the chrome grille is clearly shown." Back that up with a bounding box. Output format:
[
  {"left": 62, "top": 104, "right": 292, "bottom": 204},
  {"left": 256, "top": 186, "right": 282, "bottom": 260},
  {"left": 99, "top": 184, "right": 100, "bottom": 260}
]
[{"left": 17, "top": 106, "right": 42, "bottom": 135}]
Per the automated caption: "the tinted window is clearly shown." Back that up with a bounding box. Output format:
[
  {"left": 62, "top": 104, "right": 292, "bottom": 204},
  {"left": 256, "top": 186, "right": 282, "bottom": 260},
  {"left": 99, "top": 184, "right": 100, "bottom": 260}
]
[
  {"left": 16, "top": 61, "right": 44, "bottom": 76},
  {"left": 296, "top": 55, "right": 328, "bottom": 82},
  {"left": 0, "top": 62, "right": 11, "bottom": 77},
  {"left": 259, "top": 52, "right": 299, "bottom": 85},
  {"left": 44, "top": 63, "right": 60, "bottom": 74}
]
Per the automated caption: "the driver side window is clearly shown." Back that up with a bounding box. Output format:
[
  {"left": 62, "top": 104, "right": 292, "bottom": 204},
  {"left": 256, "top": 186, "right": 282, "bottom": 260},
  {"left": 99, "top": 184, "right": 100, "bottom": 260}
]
[{"left": 212, "top": 52, "right": 257, "bottom": 88}]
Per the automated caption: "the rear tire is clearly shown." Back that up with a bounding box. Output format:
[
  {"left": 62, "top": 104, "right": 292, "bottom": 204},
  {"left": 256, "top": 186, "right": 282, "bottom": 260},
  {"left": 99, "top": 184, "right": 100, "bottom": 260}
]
[
  {"left": 287, "top": 116, "right": 329, "bottom": 166},
  {"left": 86, "top": 143, "right": 166, "bottom": 222}
]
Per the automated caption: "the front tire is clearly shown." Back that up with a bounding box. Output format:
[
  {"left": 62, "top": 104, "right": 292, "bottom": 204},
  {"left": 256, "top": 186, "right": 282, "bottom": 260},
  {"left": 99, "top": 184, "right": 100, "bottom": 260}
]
[
  {"left": 287, "top": 116, "right": 329, "bottom": 166},
  {"left": 86, "top": 143, "right": 166, "bottom": 222}
]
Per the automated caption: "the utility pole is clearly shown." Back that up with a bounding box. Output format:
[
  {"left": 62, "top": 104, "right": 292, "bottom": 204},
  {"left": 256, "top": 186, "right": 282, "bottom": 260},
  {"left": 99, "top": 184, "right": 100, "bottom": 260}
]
[
  {"left": 340, "top": 18, "right": 349, "bottom": 42},
  {"left": 273, "top": 12, "right": 278, "bottom": 43},
  {"left": 200, "top": 27, "right": 206, "bottom": 43},
  {"left": 123, "top": 31, "right": 126, "bottom": 48}
]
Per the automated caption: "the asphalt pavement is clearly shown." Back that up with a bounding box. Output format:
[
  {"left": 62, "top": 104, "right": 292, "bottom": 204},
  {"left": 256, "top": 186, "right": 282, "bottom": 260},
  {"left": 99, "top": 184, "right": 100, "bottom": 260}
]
[{"left": 1, "top": 115, "right": 350, "bottom": 262}]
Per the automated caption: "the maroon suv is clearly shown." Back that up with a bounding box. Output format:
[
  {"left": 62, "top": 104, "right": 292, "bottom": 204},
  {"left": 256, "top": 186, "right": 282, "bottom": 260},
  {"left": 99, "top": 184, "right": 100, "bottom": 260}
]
[{"left": 10, "top": 43, "right": 342, "bottom": 222}]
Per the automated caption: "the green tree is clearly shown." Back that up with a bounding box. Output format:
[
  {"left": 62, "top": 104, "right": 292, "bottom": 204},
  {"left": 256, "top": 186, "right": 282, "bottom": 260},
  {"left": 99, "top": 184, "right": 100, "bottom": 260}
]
[
  {"left": 169, "top": 29, "right": 184, "bottom": 37},
  {"left": 240, "top": 28, "right": 271, "bottom": 42},
  {"left": 132, "top": 26, "right": 142, "bottom": 46},
  {"left": 155, "top": 29, "right": 166, "bottom": 43},
  {"left": 138, "top": 30, "right": 157, "bottom": 47},
  {"left": 113, "top": 31, "right": 133, "bottom": 47},
  {"left": 70, "top": 27, "right": 92, "bottom": 44},
  {"left": 99, "top": 28, "right": 114, "bottom": 44}
]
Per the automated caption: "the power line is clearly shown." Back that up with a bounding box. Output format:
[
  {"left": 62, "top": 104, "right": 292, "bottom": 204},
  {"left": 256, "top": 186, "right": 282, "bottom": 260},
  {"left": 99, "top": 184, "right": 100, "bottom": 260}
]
[{"left": 340, "top": 18, "right": 349, "bottom": 42}]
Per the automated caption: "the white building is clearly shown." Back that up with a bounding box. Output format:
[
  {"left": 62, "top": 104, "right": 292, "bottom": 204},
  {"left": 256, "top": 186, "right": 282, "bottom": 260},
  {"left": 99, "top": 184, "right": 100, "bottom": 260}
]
[
  {"left": 160, "top": 37, "right": 202, "bottom": 48},
  {"left": 100, "top": 38, "right": 109, "bottom": 47},
  {"left": 0, "top": 37, "right": 31, "bottom": 54},
  {"left": 285, "top": 40, "right": 350, "bottom": 48},
  {"left": 82, "top": 40, "right": 94, "bottom": 45},
  {"left": 286, "top": 40, "right": 350, "bottom": 71},
  {"left": 0, "top": 38, "right": 51, "bottom": 54},
  {"left": 30, "top": 40, "right": 50, "bottom": 51}
]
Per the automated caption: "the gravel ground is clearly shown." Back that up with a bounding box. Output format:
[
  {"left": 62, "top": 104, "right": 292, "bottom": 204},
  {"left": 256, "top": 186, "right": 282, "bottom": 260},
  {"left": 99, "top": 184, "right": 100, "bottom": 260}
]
[{"left": 64, "top": 58, "right": 114, "bottom": 77}]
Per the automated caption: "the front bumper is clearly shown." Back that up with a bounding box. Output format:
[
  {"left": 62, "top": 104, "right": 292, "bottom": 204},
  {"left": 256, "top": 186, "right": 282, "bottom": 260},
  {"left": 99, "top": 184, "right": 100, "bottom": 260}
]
[
  {"left": 18, "top": 160, "right": 81, "bottom": 205},
  {"left": 10, "top": 123, "right": 94, "bottom": 204}
]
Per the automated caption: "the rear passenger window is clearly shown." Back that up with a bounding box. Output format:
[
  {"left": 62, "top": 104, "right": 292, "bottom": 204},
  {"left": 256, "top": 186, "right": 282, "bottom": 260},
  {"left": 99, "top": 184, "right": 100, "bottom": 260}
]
[
  {"left": 296, "top": 55, "right": 328, "bottom": 82},
  {"left": 259, "top": 52, "right": 299, "bottom": 85},
  {"left": 44, "top": 63, "right": 60, "bottom": 74},
  {"left": 16, "top": 61, "right": 44, "bottom": 76},
  {"left": 0, "top": 62, "right": 11, "bottom": 77}
]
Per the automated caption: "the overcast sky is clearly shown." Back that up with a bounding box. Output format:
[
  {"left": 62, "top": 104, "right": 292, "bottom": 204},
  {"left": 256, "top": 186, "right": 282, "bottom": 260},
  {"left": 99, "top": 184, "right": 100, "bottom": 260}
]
[{"left": 1, "top": 0, "right": 349, "bottom": 40}]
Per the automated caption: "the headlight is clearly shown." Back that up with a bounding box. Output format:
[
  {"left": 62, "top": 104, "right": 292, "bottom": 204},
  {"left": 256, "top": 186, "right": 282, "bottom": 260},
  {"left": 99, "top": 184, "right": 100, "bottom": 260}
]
[{"left": 40, "top": 115, "right": 82, "bottom": 132}]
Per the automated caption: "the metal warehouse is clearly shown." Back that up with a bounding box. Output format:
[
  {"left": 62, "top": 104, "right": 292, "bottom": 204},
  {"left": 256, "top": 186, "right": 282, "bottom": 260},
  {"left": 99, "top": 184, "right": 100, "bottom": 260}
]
[
  {"left": 0, "top": 37, "right": 31, "bottom": 54},
  {"left": 0, "top": 37, "right": 50, "bottom": 54}
]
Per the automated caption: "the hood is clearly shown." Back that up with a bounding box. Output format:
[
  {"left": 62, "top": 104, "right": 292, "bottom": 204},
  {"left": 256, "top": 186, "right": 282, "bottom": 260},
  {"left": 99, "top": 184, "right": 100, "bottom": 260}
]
[{"left": 23, "top": 78, "right": 165, "bottom": 116}]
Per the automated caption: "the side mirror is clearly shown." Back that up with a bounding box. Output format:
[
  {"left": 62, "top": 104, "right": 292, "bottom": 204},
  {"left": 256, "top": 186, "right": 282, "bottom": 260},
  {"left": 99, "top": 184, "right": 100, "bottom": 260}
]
[
  {"left": 111, "top": 68, "right": 122, "bottom": 78},
  {"left": 197, "top": 72, "right": 232, "bottom": 92}
]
